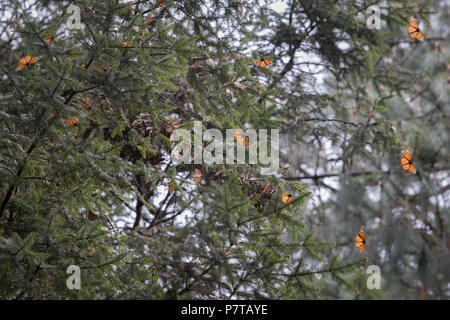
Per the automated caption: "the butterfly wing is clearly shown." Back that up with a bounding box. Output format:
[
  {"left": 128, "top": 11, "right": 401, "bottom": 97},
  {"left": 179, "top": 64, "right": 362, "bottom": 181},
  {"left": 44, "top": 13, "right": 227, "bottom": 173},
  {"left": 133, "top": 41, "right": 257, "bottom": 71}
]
[
  {"left": 401, "top": 157, "right": 410, "bottom": 165},
  {"left": 22, "top": 56, "right": 39, "bottom": 65},
  {"left": 193, "top": 169, "right": 202, "bottom": 182},
  {"left": 88, "top": 211, "right": 98, "bottom": 221},
  {"left": 404, "top": 152, "right": 412, "bottom": 161},
  {"left": 414, "top": 31, "right": 425, "bottom": 42},
  {"left": 408, "top": 18, "right": 425, "bottom": 41},
  {"left": 66, "top": 116, "right": 80, "bottom": 126},
  {"left": 17, "top": 56, "right": 30, "bottom": 70},
  {"left": 255, "top": 58, "right": 272, "bottom": 68},
  {"left": 282, "top": 192, "right": 293, "bottom": 203},
  {"left": 355, "top": 232, "right": 365, "bottom": 243},
  {"left": 408, "top": 19, "right": 419, "bottom": 34},
  {"left": 355, "top": 232, "right": 366, "bottom": 251},
  {"left": 359, "top": 231, "right": 366, "bottom": 241},
  {"left": 263, "top": 59, "right": 273, "bottom": 67},
  {"left": 401, "top": 156, "right": 411, "bottom": 171},
  {"left": 401, "top": 151, "right": 417, "bottom": 174}
]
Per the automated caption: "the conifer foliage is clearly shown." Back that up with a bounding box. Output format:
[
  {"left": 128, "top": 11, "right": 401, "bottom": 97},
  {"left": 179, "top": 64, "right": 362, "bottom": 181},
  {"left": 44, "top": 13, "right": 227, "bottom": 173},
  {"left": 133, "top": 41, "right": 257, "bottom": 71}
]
[{"left": 0, "top": 0, "right": 448, "bottom": 299}]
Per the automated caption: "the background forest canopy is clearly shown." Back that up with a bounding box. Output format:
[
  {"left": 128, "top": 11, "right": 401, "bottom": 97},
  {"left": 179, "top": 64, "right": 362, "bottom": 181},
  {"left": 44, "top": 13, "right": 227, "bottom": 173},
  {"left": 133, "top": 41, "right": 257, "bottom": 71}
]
[{"left": 0, "top": 0, "right": 448, "bottom": 299}]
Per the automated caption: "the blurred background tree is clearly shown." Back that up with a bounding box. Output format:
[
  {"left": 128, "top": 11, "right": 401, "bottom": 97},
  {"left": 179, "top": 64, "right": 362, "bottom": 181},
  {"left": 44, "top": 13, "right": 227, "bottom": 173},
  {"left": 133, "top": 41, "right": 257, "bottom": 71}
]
[
  {"left": 275, "top": 0, "right": 449, "bottom": 299},
  {"left": 0, "top": 0, "right": 447, "bottom": 299}
]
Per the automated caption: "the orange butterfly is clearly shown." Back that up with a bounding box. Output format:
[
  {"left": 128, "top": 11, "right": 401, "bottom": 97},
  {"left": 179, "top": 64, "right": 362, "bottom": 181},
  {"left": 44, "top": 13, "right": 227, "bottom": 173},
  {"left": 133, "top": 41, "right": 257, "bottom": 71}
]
[
  {"left": 355, "top": 231, "right": 366, "bottom": 252},
  {"left": 16, "top": 55, "right": 40, "bottom": 71},
  {"left": 255, "top": 58, "right": 273, "bottom": 68},
  {"left": 66, "top": 116, "right": 80, "bottom": 126},
  {"left": 82, "top": 97, "right": 91, "bottom": 110},
  {"left": 45, "top": 36, "right": 53, "bottom": 45},
  {"left": 281, "top": 192, "right": 293, "bottom": 204},
  {"left": 156, "top": 0, "right": 164, "bottom": 7},
  {"left": 408, "top": 17, "right": 424, "bottom": 42},
  {"left": 145, "top": 16, "right": 155, "bottom": 24},
  {"left": 260, "top": 183, "right": 269, "bottom": 193},
  {"left": 193, "top": 169, "right": 202, "bottom": 182},
  {"left": 97, "top": 64, "right": 107, "bottom": 72},
  {"left": 234, "top": 128, "right": 249, "bottom": 146},
  {"left": 401, "top": 149, "right": 417, "bottom": 174}
]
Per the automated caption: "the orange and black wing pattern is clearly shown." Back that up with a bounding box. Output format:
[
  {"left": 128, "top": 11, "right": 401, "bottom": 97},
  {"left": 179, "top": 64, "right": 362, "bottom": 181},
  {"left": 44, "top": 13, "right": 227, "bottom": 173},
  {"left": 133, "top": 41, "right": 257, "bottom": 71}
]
[
  {"left": 355, "top": 231, "right": 366, "bottom": 252},
  {"left": 255, "top": 58, "right": 273, "bottom": 68},
  {"left": 16, "top": 55, "right": 40, "bottom": 71},
  {"left": 281, "top": 192, "right": 293, "bottom": 204},
  {"left": 408, "top": 17, "right": 424, "bottom": 42},
  {"left": 401, "top": 150, "right": 417, "bottom": 174}
]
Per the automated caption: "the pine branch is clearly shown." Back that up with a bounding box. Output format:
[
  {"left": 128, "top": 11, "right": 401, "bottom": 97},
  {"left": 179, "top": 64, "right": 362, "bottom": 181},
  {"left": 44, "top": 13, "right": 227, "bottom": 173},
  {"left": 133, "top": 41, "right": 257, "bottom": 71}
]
[
  {"left": 272, "top": 258, "right": 367, "bottom": 278},
  {"left": 284, "top": 170, "right": 391, "bottom": 181}
]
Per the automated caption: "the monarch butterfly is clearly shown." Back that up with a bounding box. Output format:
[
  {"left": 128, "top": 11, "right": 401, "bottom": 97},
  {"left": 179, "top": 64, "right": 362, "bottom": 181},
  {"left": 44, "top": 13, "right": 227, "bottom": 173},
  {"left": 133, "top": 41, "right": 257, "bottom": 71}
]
[
  {"left": 16, "top": 55, "right": 40, "bottom": 71},
  {"left": 66, "top": 116, "right": 80, "bottom": 126},
  {"left": 281, "top": 192, "right": 293, "bottom": 204},
  {"left": 408, "top": 17, "right": 424, "bottom": 42},
  {"left": 145, "top": 16, "right": 155, "bottom": 24},
  {"left": 73, "top": 128, "right": 82, "bottom": 138},
  {"left": 255, "top": 58, "right": 273, "bottom": 68},
  {"left": 82, "top": 97, "right": 91, "bottom": 110},
  {"left": 88, "top": 211, "right": 98, "bottom": 221},
  {"left": 45, "top": 36, "right": 53, "bottom": 45},
  {"left": 156, "top": 0, "right": 164, "bottom": 7},
  {"left": 401, "top": 149, "right": 417, "bottom": 174},
  {"left": 97, "top": 64, "right": 107, "bottom": 72},
  {"left": 355, "top": 231, "right": 366, "bottom": 252},
  {"left": 234, "top": 128, "right": 249, "bottom": 146},
  {"left": 193, "top": 169, "right": 202, "bottom": 182}
]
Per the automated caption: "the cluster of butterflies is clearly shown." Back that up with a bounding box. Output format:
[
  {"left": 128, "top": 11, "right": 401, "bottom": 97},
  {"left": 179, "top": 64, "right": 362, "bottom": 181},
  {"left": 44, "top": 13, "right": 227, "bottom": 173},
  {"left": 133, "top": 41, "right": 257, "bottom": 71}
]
[
  {"left": 354, "top": 149, "right": 417, "bottom": 252},
  {"left": 254, "top": 17, "right": 425, "bottom": 69},
  {"left": 251, "top": 17, "right": 424, "bottom": 75},
  {"left": 353, "top": 17, "right": 425, "bottom": 253},
  {"left": 14, "top": 14, "right": 425, "bottom": 71},
  {"left": 279, "top": 148, "right": 417, "bottom": 253},
  {"left": 352, "top": 152, "right": 417, "bottom": 252},
  {"left": 15, "top": 12, "right": 425, "bottom": 253}
]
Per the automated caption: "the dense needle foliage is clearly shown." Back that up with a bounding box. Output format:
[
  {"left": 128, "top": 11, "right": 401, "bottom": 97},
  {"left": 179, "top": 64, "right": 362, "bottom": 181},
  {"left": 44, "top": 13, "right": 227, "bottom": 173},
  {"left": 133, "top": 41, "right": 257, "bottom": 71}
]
[{"left": 0, "top": 0, "right": 448, "bottom": 299}]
